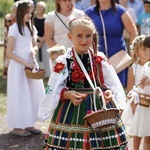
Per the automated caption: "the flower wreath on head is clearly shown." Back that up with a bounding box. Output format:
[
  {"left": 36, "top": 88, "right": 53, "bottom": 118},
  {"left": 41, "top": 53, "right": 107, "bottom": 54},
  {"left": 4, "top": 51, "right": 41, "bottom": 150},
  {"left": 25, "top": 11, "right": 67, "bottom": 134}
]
[
  {"left": 130, "top": 35, "right": 147, "bottom": 52},
  {"left": 17, "top": 0, "right": 34, "bottom": 6}
]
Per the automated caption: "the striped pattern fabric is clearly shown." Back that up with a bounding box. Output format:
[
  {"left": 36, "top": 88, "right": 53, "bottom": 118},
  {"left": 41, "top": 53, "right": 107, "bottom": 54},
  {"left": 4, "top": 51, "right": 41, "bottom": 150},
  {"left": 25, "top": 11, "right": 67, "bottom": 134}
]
[{"left": 43, "top": 91, "right": 127, "bottom": 150}]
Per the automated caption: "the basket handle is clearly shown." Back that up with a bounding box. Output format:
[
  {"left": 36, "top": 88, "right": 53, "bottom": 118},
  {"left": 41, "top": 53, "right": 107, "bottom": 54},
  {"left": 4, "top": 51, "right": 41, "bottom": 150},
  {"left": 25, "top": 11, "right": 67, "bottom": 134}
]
[
  {"left": 93, "top": 87, "right": 107, "bottom": 111},
  {"left": 73, "top": 48, "right": 107, "bottom": 111},
  {"left": 33, "top": 55, "right": 39, "bottom": 70}
]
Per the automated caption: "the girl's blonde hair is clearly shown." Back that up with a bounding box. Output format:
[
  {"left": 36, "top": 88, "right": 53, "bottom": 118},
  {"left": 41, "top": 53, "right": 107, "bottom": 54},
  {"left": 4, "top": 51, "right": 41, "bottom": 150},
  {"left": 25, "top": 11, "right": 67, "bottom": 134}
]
[
  {"left": 55, "top": 0, "right": 74, "bottom": 12},
  {"left": 130, "top": 35, "right": 146, "bottom": 62},
  {"left": 68, "top": 17, "right": 99, "bottom": 55}
]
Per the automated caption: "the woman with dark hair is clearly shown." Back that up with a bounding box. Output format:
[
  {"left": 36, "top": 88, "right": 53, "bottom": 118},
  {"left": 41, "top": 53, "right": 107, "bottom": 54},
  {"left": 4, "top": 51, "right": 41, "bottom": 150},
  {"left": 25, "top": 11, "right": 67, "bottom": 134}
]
[{"left": 85, "top": 0, "right": 138, "bottom": 86}]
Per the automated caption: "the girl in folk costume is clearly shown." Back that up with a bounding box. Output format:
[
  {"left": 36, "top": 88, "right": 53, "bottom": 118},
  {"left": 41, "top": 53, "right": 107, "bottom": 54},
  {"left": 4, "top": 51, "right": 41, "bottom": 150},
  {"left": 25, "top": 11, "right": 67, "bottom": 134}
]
[
  {"left": 38, "top": 17, "right": 128, "bottom": 149},
  {"left": 6, "top": 0, "right": 45, "bottom": 137},
  {"left": 122, "top": 35, "right": 150, "bottom": 150}
]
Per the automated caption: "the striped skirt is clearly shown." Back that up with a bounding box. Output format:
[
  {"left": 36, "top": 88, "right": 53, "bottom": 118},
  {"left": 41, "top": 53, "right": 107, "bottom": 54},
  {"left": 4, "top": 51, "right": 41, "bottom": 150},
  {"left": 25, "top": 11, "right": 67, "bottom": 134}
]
[{"left": 43, "top": 90, "right": 128, "bottom": 150}]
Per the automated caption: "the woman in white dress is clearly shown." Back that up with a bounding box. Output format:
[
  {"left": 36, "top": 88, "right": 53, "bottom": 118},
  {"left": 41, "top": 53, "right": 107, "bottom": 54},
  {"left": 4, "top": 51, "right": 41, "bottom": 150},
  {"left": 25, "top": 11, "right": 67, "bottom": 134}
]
[
  {"left": 44, "top": 0, "right": 85, "bottom": 71},
  {"left": 6, "top": 0, "right": 45, "bottom": 137}
]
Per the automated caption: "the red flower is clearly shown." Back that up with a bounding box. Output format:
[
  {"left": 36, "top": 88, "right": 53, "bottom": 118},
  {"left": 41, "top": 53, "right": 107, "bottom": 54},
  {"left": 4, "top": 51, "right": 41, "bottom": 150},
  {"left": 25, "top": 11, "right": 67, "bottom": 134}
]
[
  {"left": 53, "top": 62, "right": 65, "bottom": 73},
  {"left": 95, "top": 56, "right": 104, "bottom": 63},
  {"left": 72, "top": 70, "right": 84, "bottom": 82},
  {"left": 86, "top": 110, "right": 95, "bottom": 114}
]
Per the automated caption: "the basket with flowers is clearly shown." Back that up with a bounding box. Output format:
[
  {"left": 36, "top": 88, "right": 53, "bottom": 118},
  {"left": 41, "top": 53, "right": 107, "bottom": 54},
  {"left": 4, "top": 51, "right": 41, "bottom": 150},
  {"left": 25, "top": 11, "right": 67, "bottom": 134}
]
[
  {"left": 24, "top": 55, "right": 45, "bottom": 79},
  {"left": 25, "top": 68, "right": 45, "bottom": 79}
]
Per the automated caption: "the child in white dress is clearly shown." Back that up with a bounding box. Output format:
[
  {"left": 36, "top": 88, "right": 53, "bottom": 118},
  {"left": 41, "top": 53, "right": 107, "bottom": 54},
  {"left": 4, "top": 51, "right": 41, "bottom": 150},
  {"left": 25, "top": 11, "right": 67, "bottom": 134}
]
[
  {"left": 6, "top": 0, "right": 45, "bottom": 137},
  {"left": 122, "top": 35, "right": 150, "bottom": 150}
]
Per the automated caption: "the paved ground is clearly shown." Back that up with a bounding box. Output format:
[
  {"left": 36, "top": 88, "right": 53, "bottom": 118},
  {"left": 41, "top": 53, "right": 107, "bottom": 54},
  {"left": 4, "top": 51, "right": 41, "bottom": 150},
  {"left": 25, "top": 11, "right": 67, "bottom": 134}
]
[{"left": 0, "top": 115, "right": 143, "bottom": 150}]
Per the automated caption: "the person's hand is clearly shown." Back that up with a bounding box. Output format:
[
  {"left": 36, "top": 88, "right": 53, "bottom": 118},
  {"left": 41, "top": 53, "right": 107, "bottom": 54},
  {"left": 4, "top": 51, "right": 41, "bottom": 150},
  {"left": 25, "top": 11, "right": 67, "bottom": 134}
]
[
  {"left": 69, "top": 91, "right": 87, "bottom": 106},
  {"left": 31, "top": 46, "right": 38, "bottom": 56},
  {"left": 24, "top": 62, "right": 35, "bottom": 70},
  {"left": 140, "top": 76, "right": 150, "bottom": 88},
  {"left": 104, "top": 90, "right": 113, "bottom": 104}
]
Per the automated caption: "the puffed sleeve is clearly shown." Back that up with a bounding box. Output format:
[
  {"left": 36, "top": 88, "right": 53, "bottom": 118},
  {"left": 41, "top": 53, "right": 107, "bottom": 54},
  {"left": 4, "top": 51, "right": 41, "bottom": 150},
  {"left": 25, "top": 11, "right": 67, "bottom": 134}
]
[
  {"left": 8, "top": 23, "right": 18, "bottom": 38},
  {"left": 37, "top": 54, "right": 68, "bottom": 121},
  {"left": 97, "top": 52, "right": 127, "bottom": 109}
]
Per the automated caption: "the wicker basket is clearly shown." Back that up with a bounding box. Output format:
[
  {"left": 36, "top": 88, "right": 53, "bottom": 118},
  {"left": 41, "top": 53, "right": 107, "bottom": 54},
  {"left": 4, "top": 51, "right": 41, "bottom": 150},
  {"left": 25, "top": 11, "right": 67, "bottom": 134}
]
[
  {"left": 84, "top": 108, "right": 119, "bottom": 129},
  {"left": 138, "top": 92, "right": 150, "bottom": 107},
  {"left": 83, "top": 87, "right": 119, "bottom": 129},
  {"left": 25, "top": 68, "right": 46, "bottom": 79}
]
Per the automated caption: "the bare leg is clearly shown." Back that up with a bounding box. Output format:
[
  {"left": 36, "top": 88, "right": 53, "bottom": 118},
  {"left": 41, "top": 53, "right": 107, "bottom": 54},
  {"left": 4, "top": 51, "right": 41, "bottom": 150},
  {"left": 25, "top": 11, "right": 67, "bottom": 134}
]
[
  {"left": 143, "top": 136, "right": 150, "bottom": 150},
  {"left": 133, "top": 136, "right": 142, "bottom": 150}
]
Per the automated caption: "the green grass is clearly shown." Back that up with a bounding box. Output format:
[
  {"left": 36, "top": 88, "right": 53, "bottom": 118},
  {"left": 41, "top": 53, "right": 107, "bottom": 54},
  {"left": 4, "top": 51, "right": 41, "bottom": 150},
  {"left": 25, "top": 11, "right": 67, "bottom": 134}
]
[{"left": 0, "top": 18, "right": 4, "bottom": 44}]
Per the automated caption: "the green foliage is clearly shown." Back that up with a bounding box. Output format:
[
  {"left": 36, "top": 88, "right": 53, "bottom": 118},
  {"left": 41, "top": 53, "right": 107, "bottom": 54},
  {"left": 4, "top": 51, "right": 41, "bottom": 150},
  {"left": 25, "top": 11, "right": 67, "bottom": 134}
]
[
  {"left": 0, "top": 0, "right": 55, "bottom": 42},
  {"left": 0, "top": 0, "right": 14, "bottom": 17},
  {"left": 0, "top": 0, "right": 55, "bottom": 18}
]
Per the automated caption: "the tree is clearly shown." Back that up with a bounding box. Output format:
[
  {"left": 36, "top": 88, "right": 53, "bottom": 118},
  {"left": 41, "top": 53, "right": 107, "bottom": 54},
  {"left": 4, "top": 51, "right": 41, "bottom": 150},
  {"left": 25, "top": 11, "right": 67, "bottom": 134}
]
[
  {"left": 0, "top": 0, "right": 55, "bottom": 18},
  {"left": 0, "top": 0, "right": 14, "bottom": 17}
]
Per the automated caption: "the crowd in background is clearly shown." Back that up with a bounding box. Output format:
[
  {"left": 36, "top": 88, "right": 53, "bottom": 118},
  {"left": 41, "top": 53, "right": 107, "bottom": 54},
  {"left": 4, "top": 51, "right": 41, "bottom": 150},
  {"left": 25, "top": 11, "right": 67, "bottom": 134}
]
[
  {"left": 3, "top": 0, "right": 150, "bottom": 80},
  {"left": 2, "top": 0, "right": 150, "bottom": 149}
]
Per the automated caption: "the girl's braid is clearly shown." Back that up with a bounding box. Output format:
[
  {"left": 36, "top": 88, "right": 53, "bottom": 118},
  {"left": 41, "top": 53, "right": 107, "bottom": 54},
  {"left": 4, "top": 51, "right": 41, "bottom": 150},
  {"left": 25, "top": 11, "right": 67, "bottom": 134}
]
[{"left": 92, "top": 32, "right": 99, "bottom": 56}]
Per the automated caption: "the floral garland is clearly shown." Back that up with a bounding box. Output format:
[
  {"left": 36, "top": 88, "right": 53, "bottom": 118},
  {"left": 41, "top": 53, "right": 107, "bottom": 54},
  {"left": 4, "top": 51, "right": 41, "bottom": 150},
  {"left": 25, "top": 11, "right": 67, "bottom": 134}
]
[{"left": 130, "top": 35, "right": 146, "bottom": 52}]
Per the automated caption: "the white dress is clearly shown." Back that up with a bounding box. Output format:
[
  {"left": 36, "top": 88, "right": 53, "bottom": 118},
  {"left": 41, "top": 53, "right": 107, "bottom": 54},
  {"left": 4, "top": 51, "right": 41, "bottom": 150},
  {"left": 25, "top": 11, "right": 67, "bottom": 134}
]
[
  {"left": 122, "top": 62, "right": 150, "bottom": 137},
  {"left": 6, "top": 23, "right": 45, "bottom": 128},
  {"left": 45, "top": 9, "right": 85, "bottom": 50}
]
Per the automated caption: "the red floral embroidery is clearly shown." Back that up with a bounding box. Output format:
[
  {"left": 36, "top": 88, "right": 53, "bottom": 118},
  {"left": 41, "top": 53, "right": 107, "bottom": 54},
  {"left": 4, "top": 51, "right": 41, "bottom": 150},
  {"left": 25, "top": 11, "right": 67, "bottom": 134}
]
[
  {"left": 53, "top": 62, "right": 65, "bottom": 73},
  {"left": 72, "top": 70, "right": 84, "bottom": 82},
  {"left": 69, "top": 48, "right": 97, "bottom": 88},
  {"left": 95, "top": 56, "right": 104, "bottom": 63},
  {"left": 60, "top": 88, "right": 68, "bottom": 102}
]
